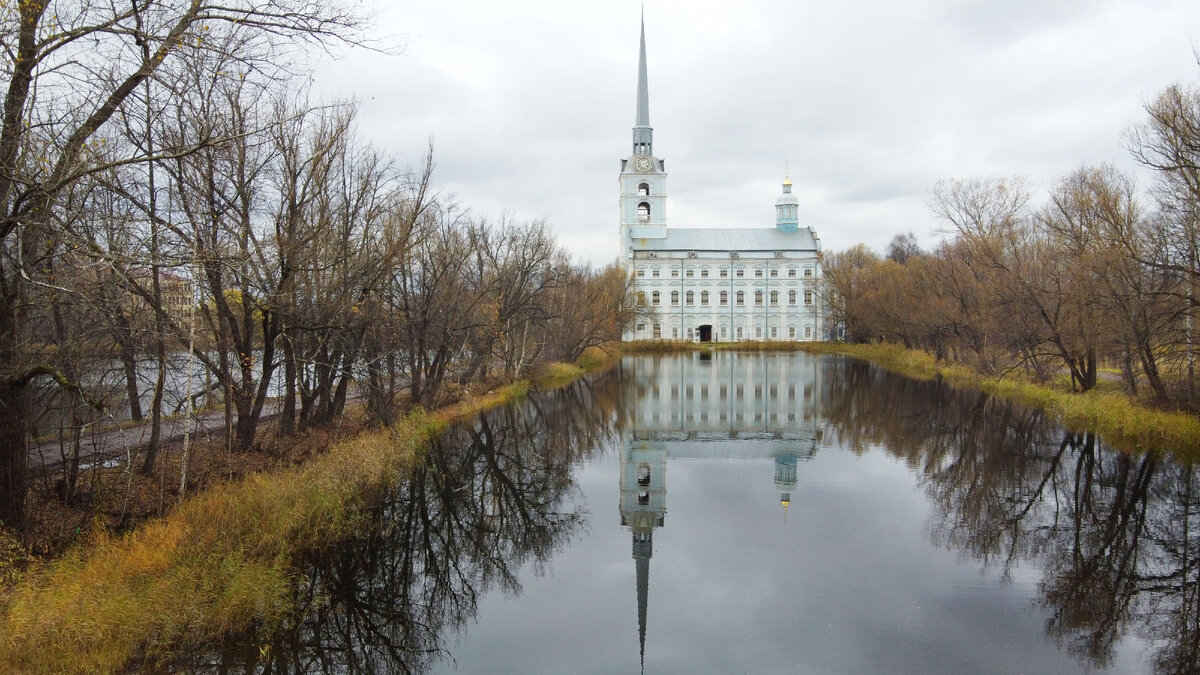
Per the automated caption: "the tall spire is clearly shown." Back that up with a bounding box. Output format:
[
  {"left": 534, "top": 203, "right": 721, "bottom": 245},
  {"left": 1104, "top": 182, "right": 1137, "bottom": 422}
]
[
  {"left": 636, "top": 11, "right": 650, "bottom": 128},
  {"left": 632, "top": 11, "right": 653, "bottom": 155}
]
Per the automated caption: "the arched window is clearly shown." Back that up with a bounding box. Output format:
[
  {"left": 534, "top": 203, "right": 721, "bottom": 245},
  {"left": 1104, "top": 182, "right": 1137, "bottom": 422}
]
[
  {"left": 755, "top": 290, "right": 764, "bottom": 306},
  {"left": 685, "top": 291, "right": 694, "bottom": 305},
  {"left": 719, "top": 291, "right": 728, "bottom": 306},
  {"left": 670, "top": 290, "right": 680, "bottom": 305},
  {"left": 653, "top": 323, "right": 662, "bottom": 338},
  {"left": 638, "top": 182, "right": 650, "bottom": 196},
  {"left": 651, "top": 291, "right": 660, "bottom": 305},
  {"left": 637, "top": 202, "right": 651, "bottom": 221},
  {"left": 700, "top": 291, "right": 709, "bottom": 305},
  {"left": 788, "top": 290, "right": 797, "bottom": 304},
  {"left": 804, "top": 290, "right": 813, "bottom": 305},
  {"left": 770, "top": 290, "right": 779, "bottom": 305},
  {"left": 735, "top": 291, "right": 745, "bottom": 306}
]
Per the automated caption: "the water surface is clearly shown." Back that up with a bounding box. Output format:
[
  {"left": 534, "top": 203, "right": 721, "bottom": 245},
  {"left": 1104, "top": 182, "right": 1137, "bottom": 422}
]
[{"left": 197, "top": 352, "right": 1199, "bottom": 673}]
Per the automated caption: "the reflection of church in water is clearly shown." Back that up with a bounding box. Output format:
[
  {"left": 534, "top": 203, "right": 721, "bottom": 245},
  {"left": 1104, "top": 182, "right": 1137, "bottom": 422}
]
[{"left": 619, "top": 352, "right": 821, "bottom": 666}]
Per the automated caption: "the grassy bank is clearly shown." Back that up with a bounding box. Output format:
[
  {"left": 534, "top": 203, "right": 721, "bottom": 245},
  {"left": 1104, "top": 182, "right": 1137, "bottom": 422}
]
[
  {"left": 802, "top": 342, "right": 1200, "bottom": 459},
  {"left": 0, "top": 348, "right": 617, "bottom": 673}
]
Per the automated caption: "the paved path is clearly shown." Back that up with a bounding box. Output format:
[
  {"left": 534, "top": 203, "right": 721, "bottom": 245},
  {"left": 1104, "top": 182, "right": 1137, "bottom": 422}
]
[{"left": 31, "top": 399, "right": 285, "bottom": 472}]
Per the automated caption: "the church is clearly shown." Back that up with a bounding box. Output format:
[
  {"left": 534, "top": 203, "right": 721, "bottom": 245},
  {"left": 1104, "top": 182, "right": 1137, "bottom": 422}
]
[{"left": 619, "top": 18, "right": 824, "bottom": 343}]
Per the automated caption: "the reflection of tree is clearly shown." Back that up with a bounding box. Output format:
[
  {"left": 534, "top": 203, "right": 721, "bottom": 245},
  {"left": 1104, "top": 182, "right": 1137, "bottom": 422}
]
[
  {"left": 177, "top": 376, "right": 618, "bottom": 673},
  {"left": 820, "top": 356, "right": 1200, "bottom": 673}
]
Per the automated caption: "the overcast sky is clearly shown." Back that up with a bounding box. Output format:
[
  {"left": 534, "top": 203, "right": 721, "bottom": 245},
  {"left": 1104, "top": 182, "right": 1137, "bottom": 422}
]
[{"left": 310, "top": 1, "right": 1200, "bottom": 266}]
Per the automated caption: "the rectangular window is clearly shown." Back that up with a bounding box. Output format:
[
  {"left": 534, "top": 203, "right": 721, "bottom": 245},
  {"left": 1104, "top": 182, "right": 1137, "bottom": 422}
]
[
  {"left": 672, "top": 327, "right": 679, "bottom": 338},
  {"left": 789, "top": 326, "right": 796, "bottom": 339},
  {"left": 720, "top": 326, "right": 727, "bottom": 339},
  {"left": 637, "top": 292, "right": 646, "bottom": 306},
  {"left": 685, "top": 269, "right": 694, "bottom": 278},
  {"left": 804, "top": 268, "right": 813, "bottom": 278},
  {"left": 653, "top": 323, "right": 661, "bottom": 338},
  {"left": 652, "top": 291, "right": 660, "bottom": 305},
  {"left": 755, "top": 269, "right": 764, "bottom": 278},
  {"left": 736, "top": 327, "right": 743, "bottom": 339},
  {"left": 770, "top": 290, "right": 779, "bottom": 305},
  {"left": 720, "top": 269, "right": 728, "bottom": 278},
  {"left": 736, "top": 291, "right": 745, "bottom": 306},
  {"left": 788, "top": 268, "right": 797, "bottom": 278},
  {"left": 700, "top": 269, "right": 709, "bottom": 278},
  {"left": 755, "top": 290, "right": 764, "bottom": 306},
  {"left": 700, "top": 291, "right": 709, "bottom": 305},
  {"left": 756, "top": 326, "right": 763, "bottom": 338},
  {"left": 804, "top": 325, "right": 813, "bottom": 339},
  {"left": 652, "top": 269, "right": 660, "bottom": 278},
  {"left": 671, "top": 269, "right": 679, "bottom": 278},
  {"left": 720, "top": 291, "right": 728, "bottom": 306},
  {"left": 771, "top": 326, "right": 778, "bottom": 338},
  {"left": 637, "top": 323, "right": 645, "bottom": 332},
  {"left": 804, "top": 290, "right": 813, "bottom": 305},
  {"left": 636, "top": 269, "right": 645, "bottom": 277},
  {"left": 685, "top": 290, "right": 694, "bottom": 305},
  {"left": 671, "top": 290, "right": 680, "bottom": 305},
  {"left": 770, "top": 268, "right": 778, "bottom": 278},
  {"left": 788, "top": 290, "right": 797, "bottom": 305},
  {"left": 736, "top": 269, "right": 744, "bottom": 278}
]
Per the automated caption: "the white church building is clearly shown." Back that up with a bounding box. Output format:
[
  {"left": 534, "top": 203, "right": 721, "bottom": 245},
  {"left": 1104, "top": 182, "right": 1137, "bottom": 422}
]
[{"left": 619, "top": 19, "right": 823, "bottom": 343}]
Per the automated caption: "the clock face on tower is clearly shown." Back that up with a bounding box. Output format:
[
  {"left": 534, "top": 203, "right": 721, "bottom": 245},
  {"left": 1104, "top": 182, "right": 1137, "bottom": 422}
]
[{"left": 636, "top": 156, "right": 652, "bottom": 172}]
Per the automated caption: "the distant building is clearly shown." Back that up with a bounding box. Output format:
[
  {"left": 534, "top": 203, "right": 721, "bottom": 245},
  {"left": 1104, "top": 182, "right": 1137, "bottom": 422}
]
[
  {"left": 619, "top": 18, "right": 823, "bottom": 342},
  {"left": 127, "top": 268, "right": 193, "bottom": 326}
]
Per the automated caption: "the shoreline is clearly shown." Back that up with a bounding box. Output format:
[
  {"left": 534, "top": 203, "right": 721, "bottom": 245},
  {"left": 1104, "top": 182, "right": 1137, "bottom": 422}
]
[
  {"left": 0, "top": 346, "right": 621, "bottom": 673},
  {"left": 624, "top": 340, "right": 1200, "bottom": 460}
]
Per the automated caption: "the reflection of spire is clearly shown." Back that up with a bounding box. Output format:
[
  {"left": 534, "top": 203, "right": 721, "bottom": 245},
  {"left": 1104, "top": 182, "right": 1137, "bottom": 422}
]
[
  {"left": 621, "top": 432, "right": 665, "bottom": 672},
  {"left": 635, "top": 532, "right": 651, "bottom": 672}
]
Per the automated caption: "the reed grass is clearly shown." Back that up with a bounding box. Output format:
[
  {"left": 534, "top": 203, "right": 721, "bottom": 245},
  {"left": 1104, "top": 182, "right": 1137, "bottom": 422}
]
[{"left": 0, "top": 352, "right": 615, "bottom": 673}]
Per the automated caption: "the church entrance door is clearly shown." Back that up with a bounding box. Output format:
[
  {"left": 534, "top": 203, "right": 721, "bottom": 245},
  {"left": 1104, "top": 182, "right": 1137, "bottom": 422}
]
[{"left": 698, "top": 324, "right": 713, "bottom": 342}]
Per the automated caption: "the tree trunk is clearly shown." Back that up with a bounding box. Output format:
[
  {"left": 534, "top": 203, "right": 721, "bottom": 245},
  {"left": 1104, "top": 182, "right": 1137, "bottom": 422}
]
[{"left": 0, "top": 380, "right": 27, "bottom": 531}]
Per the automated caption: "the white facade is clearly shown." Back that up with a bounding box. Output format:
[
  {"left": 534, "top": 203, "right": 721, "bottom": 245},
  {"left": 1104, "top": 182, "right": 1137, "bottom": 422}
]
[{"left": 619, "top": 19, "right": 823, "bottom": 343}]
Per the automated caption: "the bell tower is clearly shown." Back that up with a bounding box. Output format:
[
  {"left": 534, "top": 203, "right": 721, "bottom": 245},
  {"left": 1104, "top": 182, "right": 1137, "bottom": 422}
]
[
  {"left": 620, "top": 14, "right": 667, "bottom": 242},
  {"left": 775, "top": 175, "right": 799, "bottom": 233}
]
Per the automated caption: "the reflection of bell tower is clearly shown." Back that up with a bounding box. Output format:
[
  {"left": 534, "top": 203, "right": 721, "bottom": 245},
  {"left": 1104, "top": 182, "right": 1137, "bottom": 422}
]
[
  {"left": 620, "top": 437, "right": 666, "bottom": 671},
  {"left": 774, "top": 453, "right": 798, "bottom": 522}
]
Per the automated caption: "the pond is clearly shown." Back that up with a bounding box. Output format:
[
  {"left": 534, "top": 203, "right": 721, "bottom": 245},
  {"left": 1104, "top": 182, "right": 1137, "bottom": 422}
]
[{"left": 194, "top": 352, "right": 1198, "bottom": 673}]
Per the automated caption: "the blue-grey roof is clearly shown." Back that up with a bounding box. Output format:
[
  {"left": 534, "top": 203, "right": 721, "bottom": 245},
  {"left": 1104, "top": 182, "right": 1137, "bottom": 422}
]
[{"left": 629, "top": 227, "right": 820, "bottom": 252}]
